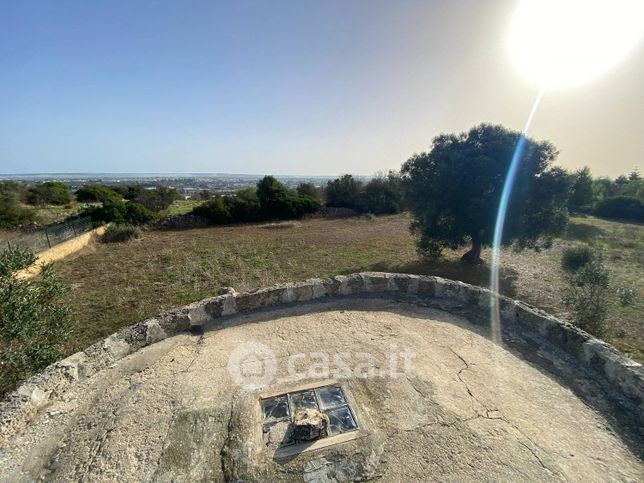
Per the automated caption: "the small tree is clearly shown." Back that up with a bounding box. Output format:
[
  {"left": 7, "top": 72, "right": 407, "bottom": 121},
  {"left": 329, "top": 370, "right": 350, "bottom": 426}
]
[
  {"left": 27, "top": 181, "right": 72, "bottom": 206},
  {"left": 401, "top": 123, "right": 571, "bottom": 263},
  {"left": 0, "top": 247, "right": 71, "bottom": 396},
  {"left": 296, "top": 182, "right": 323, "bottom": 202},
  {"left": 359, "top": 172, "right": 404, "bottom": 214},
  {"left": 325, "top": 175, "right": 363, "bottom": 211},
  {"left": 568, "top": 166, "right": 594, "bottom": 213},
  {"left": 562, "top": 260, "right": 610, "bottom": 336}
]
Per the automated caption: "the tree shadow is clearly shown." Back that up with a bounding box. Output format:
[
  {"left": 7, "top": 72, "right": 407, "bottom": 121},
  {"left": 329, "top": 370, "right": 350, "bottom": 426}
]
[
  {"left": 564, "top": 222, "right": 605, "bottom": 242},
  {"left": 362, "top": 258, "right": 519, "bottom": 299}
]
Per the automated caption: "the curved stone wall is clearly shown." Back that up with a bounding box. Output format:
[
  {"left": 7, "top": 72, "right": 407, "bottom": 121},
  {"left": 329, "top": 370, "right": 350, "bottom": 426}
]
[{"left": 1, "top": 272, "right": 642, "bottom": 441}]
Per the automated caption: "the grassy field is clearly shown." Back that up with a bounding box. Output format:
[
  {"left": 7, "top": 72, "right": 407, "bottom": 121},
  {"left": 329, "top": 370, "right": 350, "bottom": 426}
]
[{"left": 51, "top": 214, "right": 643, "bottom": 361}]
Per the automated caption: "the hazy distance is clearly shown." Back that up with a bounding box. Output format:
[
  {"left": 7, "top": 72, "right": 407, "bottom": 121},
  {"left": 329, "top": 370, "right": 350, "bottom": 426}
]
[{"left": 1, "top": 0, "right": 642, "bottom": 177}]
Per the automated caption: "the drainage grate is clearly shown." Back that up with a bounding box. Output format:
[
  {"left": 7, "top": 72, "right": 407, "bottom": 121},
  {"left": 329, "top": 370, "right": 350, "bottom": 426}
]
[{"left": 261, "top": 384, "right": 358, "bottom": 450}]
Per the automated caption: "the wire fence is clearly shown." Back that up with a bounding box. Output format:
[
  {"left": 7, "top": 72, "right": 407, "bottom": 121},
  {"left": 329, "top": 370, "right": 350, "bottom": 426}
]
[{"left": 4, "top": 217, "right": 93, "bottom": 254}]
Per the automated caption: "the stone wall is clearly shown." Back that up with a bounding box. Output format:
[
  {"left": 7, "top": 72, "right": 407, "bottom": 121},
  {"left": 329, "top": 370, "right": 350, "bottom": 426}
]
[{"left": 1, "top": 272, "right": 642, "bottom": 440}]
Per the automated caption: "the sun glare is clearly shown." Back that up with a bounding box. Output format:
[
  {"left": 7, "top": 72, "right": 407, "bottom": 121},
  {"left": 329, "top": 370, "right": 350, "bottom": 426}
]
[{"left": 509, "top": 0, "right": 644, "bottom": 88}]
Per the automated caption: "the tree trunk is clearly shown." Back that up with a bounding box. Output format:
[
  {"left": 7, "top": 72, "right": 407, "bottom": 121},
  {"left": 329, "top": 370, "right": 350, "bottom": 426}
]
[{"left": 461, "top": 239, "right": 483, "bottom": 264}]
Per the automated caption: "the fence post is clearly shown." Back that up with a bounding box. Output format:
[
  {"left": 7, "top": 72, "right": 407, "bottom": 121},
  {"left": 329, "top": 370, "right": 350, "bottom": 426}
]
[
  {"left": 72, "top": 220, "right": 77, "bottom": 237},
  {"left": 6, "top": 240, "right": 10, "bottom": 251},
  {"left": 44, "top": 228, "right": 52, "bottom": 249}
]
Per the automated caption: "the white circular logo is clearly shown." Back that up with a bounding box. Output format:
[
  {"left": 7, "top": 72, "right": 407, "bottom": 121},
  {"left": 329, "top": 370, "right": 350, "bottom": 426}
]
[{"left": 227, "top": 341, "right": 277, "bottom": 389}]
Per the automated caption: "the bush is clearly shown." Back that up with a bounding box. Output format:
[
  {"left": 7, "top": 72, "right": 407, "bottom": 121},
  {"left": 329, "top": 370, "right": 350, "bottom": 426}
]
[
  {"left": 594, "top": 196, "right": 644, "bottom": 221},
  {"left": 325, "top": 175, "right": 363, "bottom": 211},
  {"left": 101, "top": 224, "right": 142, "bottom": 243},
  {"left": 75, "top": 185, "right": 123, "bottom": 203},
  {"left": 296, "top": 182, "right": 323, "bottom": 202},
  {"left": 226, "top": 188, "right": 265, "bottom": 222},
  {"left": 359, "top": 174, "right": 404, "bottom": 214},
  {"left": 561, "top": 245, "right": 595, "bottom": 272},
  {"left": 562, "top": 260, "right": 610, "bottom": 336},
  {"left": 26, "top": 181, "right": 72, "bottom": 206},
  {"left": 124, "top": 202, "right": 158, "bottom": 224},
  {"left": 257, "top": 176, "right": 320, "bottom": 220},
  {"left": 0, "top": 201, "right": 37, "bottom": 228},
  {"left": 134, "top": 185, "right": 180, "bottom": 212},
  {"left": 0, "top": 247, "right": 71, "bottom": 396},
  {"left": 191, "top": 196, "right": 230, "bottom": 224}
]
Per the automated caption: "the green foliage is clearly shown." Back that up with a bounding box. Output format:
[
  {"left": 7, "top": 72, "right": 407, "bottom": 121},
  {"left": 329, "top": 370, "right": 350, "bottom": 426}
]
[
  {"left": 75, "top": 185, "right": 123, "bottom": 203},
  {"left": 614, "top": 285, "right": 637, "bottom": 306},
  {"left": 27, "top": 181, "right": 72, "bottom": 206},
  {"left": 568, "top": 166, "right": 594, "bottom": 213},
  {"left": 109, "top": 184, "right": 146, "bottom": 200},
  {"left": 81, "top": 198, "right": 157, "bottom": 226},
  {"left": 561, "top": 245, "right": 595, "bottom": 272},
  {"left": 124, "top": 202, "right": 158, "bottom": 224},
  {"left": 325, "top": 175, "right": 364, "bottom": 211},
  {"left": 0, "top": 247, "right": 71, "bottom": 396},
  {"left": 134, "top": 185, "right": 180, "bottom": 212},
  {"left": 191, "top": 196, "right": 231, "bottom": 224},
  {"left": 296, "top": 182, "right": 323, "bottom": 202},
  {"left": 562, "top": 260, "right": 611, "bottom": 336},
  {"left": 0, "top": 181, "right": 37, "bottom": 228},
  {"left": 359, "top": 172, "right": 404, "bottom": 215},
  {"left": 226, "top": 188, "right": 264, "bottom": 222},
  {"left": 256, "top": 176, "right": 320, "bottom": 219},
  {"left": 401, "top": 123, "right": 570, "bottom": 263},
  {"left": 594, "top": 196, "right": 644, "bottom": 221},
  {"left": 101, "top": 224, "right": 142, "bottom": 243}
]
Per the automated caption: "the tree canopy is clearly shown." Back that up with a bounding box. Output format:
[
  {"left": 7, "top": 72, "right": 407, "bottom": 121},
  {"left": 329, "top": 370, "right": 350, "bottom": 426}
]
[{"left": 401, "top": 123, "right": 571, "bottom": 263}]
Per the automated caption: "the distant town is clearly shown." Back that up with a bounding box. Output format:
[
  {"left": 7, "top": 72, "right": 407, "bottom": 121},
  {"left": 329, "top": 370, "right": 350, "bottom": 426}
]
[{"left": 0, "top": 173, "right": 359, "bottom": 199}]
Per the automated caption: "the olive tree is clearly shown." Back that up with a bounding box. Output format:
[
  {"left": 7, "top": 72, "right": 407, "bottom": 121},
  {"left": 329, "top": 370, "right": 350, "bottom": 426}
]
[{"left": 401, "top": 123, "right": 570, "bottom": 264}]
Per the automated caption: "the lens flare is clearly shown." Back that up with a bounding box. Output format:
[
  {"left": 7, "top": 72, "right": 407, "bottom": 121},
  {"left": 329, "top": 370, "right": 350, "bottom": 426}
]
[{"left": 509, "top": 0, "right": 644, "bottom": 88}]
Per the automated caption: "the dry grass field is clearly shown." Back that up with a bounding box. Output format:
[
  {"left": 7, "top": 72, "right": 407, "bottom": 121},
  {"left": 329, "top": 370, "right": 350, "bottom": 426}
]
[{"left": 52, "top": 214, "right": 643, "bottom": 361}]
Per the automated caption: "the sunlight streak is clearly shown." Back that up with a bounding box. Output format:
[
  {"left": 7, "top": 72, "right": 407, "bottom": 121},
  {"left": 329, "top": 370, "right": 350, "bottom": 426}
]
[{"left": 489, "top": 86, "right": 546, "bottom": 344}]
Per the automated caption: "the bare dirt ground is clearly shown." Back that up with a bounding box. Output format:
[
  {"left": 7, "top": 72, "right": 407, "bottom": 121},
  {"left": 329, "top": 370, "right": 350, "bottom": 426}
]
[{"left": 1, "top": 299, "right": 640, "bottom": 481}]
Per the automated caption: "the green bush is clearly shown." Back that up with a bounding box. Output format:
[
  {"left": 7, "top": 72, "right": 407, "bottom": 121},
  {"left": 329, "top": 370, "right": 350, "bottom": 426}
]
[
  {"left": 191, "top": 196, "right": 231, "bottom": 224},
  {"left": 75, "top": 185, "right": 123, "bottom": 203},
  {"left": 561, "top": 245, "right": 595, "bottom": 272},
  {"left": 594, "top": 196, "right": 644, "bottom": 221},
  {"left": 226, "top": 188, "right": 265, "bottom": 222},
  {"left": 325, "top": 175, "right": 363, "bottom": 211},
  {"left": 257, "top": 176, "right": 320, "bottom": 220},
  {"left": 0, "top": 247, "right": 71, "bottom": 396},
  {"left": 359, "top": 174, "right": 404, "bottom": 214},
  {"left": 124, "top": 202, "right": 158, "bottom": 224},
  {"left": 134, "top": 185, "right": 180, "bottom": 212},
  {"left": 26, "top": 181, "right": 72, "bottom": 206},
  {"left": 562, "top": 260, "right": 610, "bottom": 336},
  {"left": 101, "top": 224, "right": 142, "bottom": 243}
]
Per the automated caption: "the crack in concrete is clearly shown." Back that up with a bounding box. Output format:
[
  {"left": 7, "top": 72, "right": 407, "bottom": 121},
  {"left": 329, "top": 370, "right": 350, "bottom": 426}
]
[{"left": 449, "top": 348, "right": 567, "bottom": 481}]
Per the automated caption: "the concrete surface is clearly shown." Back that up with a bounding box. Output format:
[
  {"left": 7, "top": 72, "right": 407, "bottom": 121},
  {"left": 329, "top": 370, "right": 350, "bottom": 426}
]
[{"left": 0, "top": 297, "right": 641, "bottom": 481}]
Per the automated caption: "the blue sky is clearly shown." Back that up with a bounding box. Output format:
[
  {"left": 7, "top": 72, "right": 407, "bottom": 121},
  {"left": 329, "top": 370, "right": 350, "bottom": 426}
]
[{"left": 1, "top": 0, "right": 642, "bottom": 176}]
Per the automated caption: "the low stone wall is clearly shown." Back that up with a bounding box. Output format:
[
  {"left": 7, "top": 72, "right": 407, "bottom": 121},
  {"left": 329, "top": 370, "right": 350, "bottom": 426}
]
[
  {"left": 1, "top": 272, "right": 642, "bottom": 441},
  {"left": 15, "top": 226, "right": 106, "bottom": 279}
]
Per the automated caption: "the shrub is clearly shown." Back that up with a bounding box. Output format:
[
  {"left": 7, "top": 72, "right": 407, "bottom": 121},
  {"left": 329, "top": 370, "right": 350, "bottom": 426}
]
[
  {"left": 226, "top": 188, "right": 265, "bottom": 222},
  {"left": 75, "top": 185, "right": 123, "bottom": 203},
  {"left": 614, "top": 286, "right": 637, "bottom": 306},
  {"left": 0, "top": 247, "right": 71, "bottom": 396},
  {"left": 82, "top": 198, "right": 126, "bottom": 224},
  {"left": 561, "top": 245, "right": 595, "bottom": 272},
  {"left": 191, "top": 196, "right": 231, "bottom": 224},
  {"left": 296, "top": 182, "right": 323, "bottom": 202},
  {"left": 101, "top": 224, "right": 142, "bottom": 243},
  {"left": 325, "top": 175, "right": 363, "bottom": 211},
  {"left": 26, "top": 181, "right": 72, "bottom": 206},
  {"left": 594, "top": 196, "right": 644, "bottom": 221},
  {"left": 124, "top": 202, "right": 158, "bottom": 224},
  {"left": 0, "top": 201, "right": 36, "bottom": 228},
  {"left": 257, "top": 176, "right": 320, "bottom": 220},
  {"left": 134, "top": 185, "right": 180, "bottom": 212},
  {"left": 562, "top": 260, "right": 610, "bottom": 336},
  {"left": 359, "top": 173, "right": 404, "bottom": 214}
]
